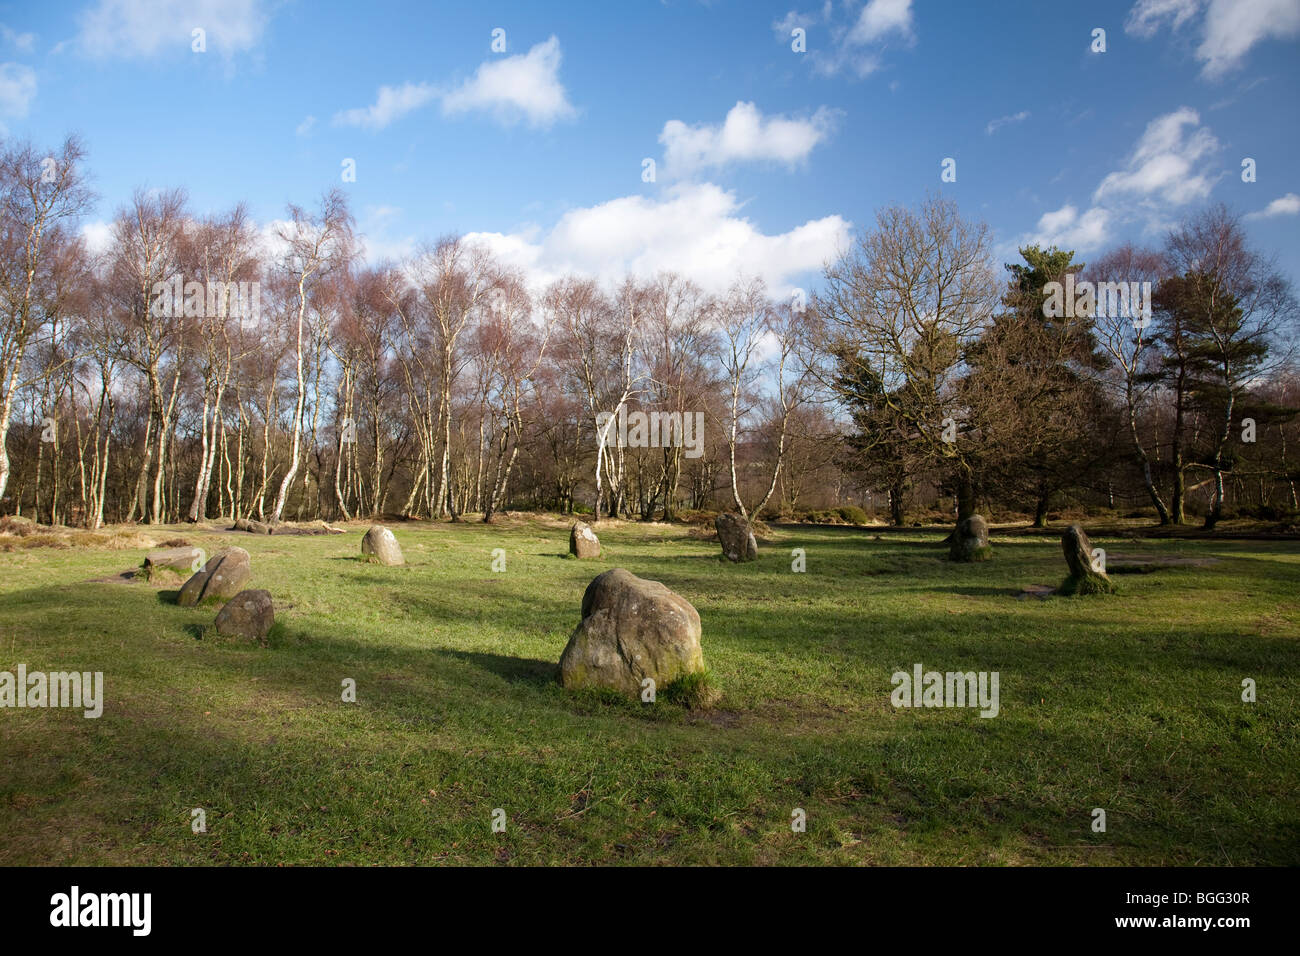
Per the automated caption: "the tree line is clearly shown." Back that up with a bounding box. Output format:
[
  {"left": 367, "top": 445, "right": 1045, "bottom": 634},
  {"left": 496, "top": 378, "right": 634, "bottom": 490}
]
[{"left": 2, "top": 136, "right": 1297, "bottom": 530}]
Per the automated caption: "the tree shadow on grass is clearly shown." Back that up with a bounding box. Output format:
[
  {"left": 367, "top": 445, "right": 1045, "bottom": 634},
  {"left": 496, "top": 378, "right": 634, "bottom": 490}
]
[
  {"left": 944, "top": 585, "right": 1035, "bottom": 598},
  {"left": 432, "top": 648, "right": 559, "bottom": 688},
  {"left": 5, "top": 576, "right": 1300, "bottom": 865}
]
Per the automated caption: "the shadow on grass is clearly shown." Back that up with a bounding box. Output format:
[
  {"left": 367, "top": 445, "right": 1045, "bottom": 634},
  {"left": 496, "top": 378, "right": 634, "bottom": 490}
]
[
  {"left": 3, "top": 566, "right": 1299, "bottom": 864},
  {"left": 433, "top": 648, "right": 559, "bottom": 688},
  {"left": 944, "top": 585, "right": 1033, "bottom": 598}
]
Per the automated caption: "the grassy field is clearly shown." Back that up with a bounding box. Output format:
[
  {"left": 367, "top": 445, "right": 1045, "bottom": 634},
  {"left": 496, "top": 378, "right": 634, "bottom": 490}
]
[{"left": 0, "top": 515, "right": 1296, "bottom": 866}]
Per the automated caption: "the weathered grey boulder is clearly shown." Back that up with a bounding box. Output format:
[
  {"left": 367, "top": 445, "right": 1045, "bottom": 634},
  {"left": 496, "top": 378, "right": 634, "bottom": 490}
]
[
  {"left": 143, "top": 546, "right": 203, "bottom": 575},
  {"left": 361, "top": 524, "right": 404, "bottom": 565},
  {"left": 233, "top": 517, "right": 274, "bottom": 535},
  {"left": 214, "top": 589, "right": 274, "bottom": 642},
  {"left": 270, "top": 520, "right": 346, "bottom": 536},
  {"left": 715, "top": 513, "right": 758, "bottom": 562},
  {"left": 178, "top": 547, "right": 252, "bottom": 606},
  {"left": 559, "top": 568, "right": 705, "bottom": 697},
  {"left": 569, "top": 521, "right": 600, "bottom": 559},
  {"left": 1059, "top": 524, "right": 1115, "bottom": 595},
  {"left": 949, "top": 514, "right": 992, "bottom": 562}
]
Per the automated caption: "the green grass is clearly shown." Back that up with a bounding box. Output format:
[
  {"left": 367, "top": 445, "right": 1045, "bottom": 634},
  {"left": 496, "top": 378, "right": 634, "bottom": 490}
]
[{"left": 0, "top": 515, "right": 1296, "bottom": 866}]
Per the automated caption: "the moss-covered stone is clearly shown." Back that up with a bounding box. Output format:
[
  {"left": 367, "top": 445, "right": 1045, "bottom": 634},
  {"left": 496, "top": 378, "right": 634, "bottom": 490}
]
[
  {"left": 559, "top": 568, "right": 706, "bottom": 698},
  {"left": 949, "top": 515, "right": 992, "bottom": 562}
]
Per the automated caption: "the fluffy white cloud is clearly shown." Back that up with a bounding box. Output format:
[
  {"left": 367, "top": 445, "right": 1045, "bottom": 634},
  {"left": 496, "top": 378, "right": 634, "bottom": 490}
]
[
  {"left": 295, "top": 115, "right": 315, "bottom": 137},
  {"left": 1022, "top": 204, "right": 1112, "bottom": 252},
  {"left": 334, "top": 37, "right": 576, "bottom": 132},
  {"left": 1198, "top": 0, "right": 1300, "bottom": 77},
  {"left": 1094, "top": 107, "right": 1219, "bottom": 205},
  {"left": 1018, "top": 108, "right": 1221, "bottom": 253},
  {"left": 775, "top": 0, "right": 915, "bottom": 77},
  {"left": 333, "top": 82, "right": 437, "bottom": 131},
  {"left": 659, "top": 102, "right": 838, "bottom": 177},
  {"left": 848, "top": 0, "right": 915, "bottom": 45},
  {"left": 76, "top": 0, "right": 269, "bottom": 58},
  {"left": 0, "top": 63, "right": 36, "bottom": 122},
  {"left": 1245, "top": 192, "right": 1300, "bottom": 219},
  {"left": 1125, "top": 0, "right": 1300, "bottom": 78},
  {"left": 463, "top": 182, "right": 850, "bottom": 297},
  {"left": 79, "top": 220, "right": 114, "bottom": 257},
  {"left": 440, "top": 36, "right": 575, "bottom": 128},
  {"left": 985, "top": 110, "right": 1029, "bottom": 135}
]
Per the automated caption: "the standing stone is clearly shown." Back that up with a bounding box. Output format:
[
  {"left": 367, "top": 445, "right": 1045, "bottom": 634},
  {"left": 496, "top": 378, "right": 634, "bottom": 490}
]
[
  {"left": 1060, "top": 524, "right": 1115, "bottom": 595},
  {"left": 178, "top": 547, "right": 252, "bottom": 606},
  {"left": 948, "top": 514, "right": 992, "bottom": 562},
  {"left": 214, "top": 589, "right": 275, "bottom": 642},
  {"left": 569, "top": 521, "right": 600, "bottom": 559},
  {"left": 715, "top": 513, "right": 758, "bottom": 562},
  {"left": 559, "top": 569, "right": 705, "bottom": 697},
  {"left": 361, "top": 525, "right": 404, "bottom": 566}
]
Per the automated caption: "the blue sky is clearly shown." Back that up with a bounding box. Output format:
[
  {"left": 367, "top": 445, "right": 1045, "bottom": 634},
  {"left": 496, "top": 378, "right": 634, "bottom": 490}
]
[{"left": 4, "top": 0, "right": 1299, "bottom": 294}]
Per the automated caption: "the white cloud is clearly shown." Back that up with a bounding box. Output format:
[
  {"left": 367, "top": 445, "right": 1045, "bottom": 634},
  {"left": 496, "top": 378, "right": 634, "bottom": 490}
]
[
  {"left": 659, "top": 102, "right": 839, "bottom": 177},
  {"left": 0, "top": 63, "right": 36, "bottom": 120},
  {"left": 333, "top": 82, "right": 437, "bottom": 131},
  {"left": 776, "top": 0, "right": 916, "bottom": 77},
  {"left": 848, "top": 0, "right": 915, "bottom": 45},
  {"left": 333, "top": 37, "right": 576, "bottom": 132},
  {"left": 295, "top": 115, "right": 316, "bottom": 137},
  {"left": 76, "top": 0, "right": 270, "bottom": 58},
  {"left": 0, "top": 24, "right": 35, "bottom": 53},
  {"left": 1198, "top": 0, "right": 1300, "bottom": 77},
  {"left": 773, "top": 10, "right": 816, "bottom": 35},
  {"left": 1125, "top": 0, "right": 1201, "bottom": 37},
  {"left": 1018, "top": 108, "right": 1222, "bottom": 253},
  {"left": 985, "top": 110, "right": 1029, "bottom": 135},
  {"left": 354, "top": 205, "right": 417, "bottom": 262},
  {"left": 464, "top": 182, "right": 850, "bottom": 297},
  {"left": 440, "top": 36, "right": 575, "bottom": 128},
  {"left": 1093, "top": 107, "right": 1219, "bottom": 205},
  {"left": 256, "top": 218, "right": 294, "bottom": 264},
  {"left": 80, "top": 220, "right": 114, "bottom": 257},
  {"left": 1023, "top": 204, "right": 1112, "bottom": 252},
  {"left": 1245, "top": 192, "right": 1300, "bottom": 219},
  {"left": 1125, "top": 0, "right": 1300, "bottom": 78}
]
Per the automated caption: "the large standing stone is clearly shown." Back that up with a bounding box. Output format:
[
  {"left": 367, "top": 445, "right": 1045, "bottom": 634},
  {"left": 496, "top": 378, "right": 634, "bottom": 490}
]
[
  {"left": 214, "top": 589, "right": 275, "bottom": 642},
  {"left": 569, "top": 521, "right": 600, "bottom": 559},
  {"left": 361, "top": 524, "right": 404, "bottom": 565},
  {"left": 559, "top": 568, "right": 705, "bottom": 697},
  {"left": 948, "top": 514, "right": 992, "bottom": 562},
  {"left": 1059, "top": 524, "right": 1115, "bottom": 595},
  {"left": 714, "top": 513, "right": 758, "bottom": 562},
  {"left": 178, "top": 547, "right": 252, "bottom": 606}
]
